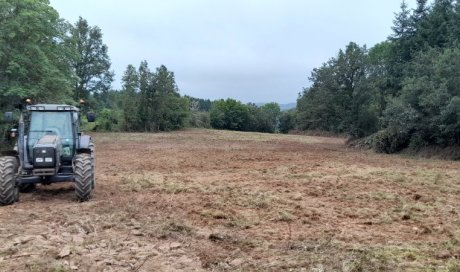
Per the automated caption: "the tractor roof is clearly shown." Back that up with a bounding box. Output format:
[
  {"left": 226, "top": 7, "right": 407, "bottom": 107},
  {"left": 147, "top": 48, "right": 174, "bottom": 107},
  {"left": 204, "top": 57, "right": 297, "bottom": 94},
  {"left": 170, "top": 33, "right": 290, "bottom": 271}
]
[{"left": 27, "top": 104, "right": 80, "bottom": 112}]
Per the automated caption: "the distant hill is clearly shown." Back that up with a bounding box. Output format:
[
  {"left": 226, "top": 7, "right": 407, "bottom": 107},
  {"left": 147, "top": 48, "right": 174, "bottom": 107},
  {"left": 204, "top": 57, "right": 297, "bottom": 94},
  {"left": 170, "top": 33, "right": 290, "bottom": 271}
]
[
  {"left": 280, "top": 103, "right": 296, "bottom": 111},
  {"left": 255, "top": 102, "right": 296, "bottom": 111}
]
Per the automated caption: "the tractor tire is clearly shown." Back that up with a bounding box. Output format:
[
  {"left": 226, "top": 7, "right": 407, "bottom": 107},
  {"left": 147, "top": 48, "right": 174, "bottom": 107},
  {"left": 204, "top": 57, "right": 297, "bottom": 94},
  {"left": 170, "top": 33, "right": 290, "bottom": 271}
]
[
  {"left": 0, "top": 156, "right": 19, "bottom": 205},
  {"left": 89, "top": 142, "right": 96, "bottom": 189},
  {"left": 74, "top": 153, "right": 93, "bottom": 201}
]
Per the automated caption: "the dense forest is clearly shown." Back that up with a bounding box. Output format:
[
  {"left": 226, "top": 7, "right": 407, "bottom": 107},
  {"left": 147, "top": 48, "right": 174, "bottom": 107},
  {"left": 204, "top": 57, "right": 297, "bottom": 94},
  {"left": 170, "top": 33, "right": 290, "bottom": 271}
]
[
  {"left": 1, "top": 0, "right": 459, "bottom": 154},
  {"left": 297, "top": 0, "right": 460, "bottom": 153}
]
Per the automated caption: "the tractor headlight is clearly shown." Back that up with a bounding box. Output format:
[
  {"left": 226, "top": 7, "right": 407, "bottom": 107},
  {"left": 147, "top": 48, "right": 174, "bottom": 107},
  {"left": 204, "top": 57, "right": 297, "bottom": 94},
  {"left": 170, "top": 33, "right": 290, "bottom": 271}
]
[
  {"left": 36, "top": 158, "right": 44, "bottom": 163},
  {"left": 45, "top": 158, "right": 53, "bottom": 163}
]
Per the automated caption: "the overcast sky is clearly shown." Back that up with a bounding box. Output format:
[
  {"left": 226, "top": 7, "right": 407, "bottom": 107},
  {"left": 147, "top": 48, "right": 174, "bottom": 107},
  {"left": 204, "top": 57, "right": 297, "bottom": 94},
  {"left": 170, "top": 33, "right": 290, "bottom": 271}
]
[{"left": 49, "top": 0, "right": 416, "bottom": 104}]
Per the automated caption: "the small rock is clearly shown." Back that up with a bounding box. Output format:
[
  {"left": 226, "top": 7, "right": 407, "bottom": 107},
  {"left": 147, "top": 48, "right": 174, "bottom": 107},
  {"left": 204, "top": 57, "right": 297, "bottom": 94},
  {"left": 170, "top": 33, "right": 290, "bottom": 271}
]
[
  {"left": 230, "top": 258, "right": 244, "bottom": 267},
  {"left": 159, "top": 242, "right": 181, "bottom": 251},
  {"left": 13, "top": 236, "right": 35, "bottom": 245},
  {"left": 58, "top": 246, "right": 71, "bottom": 258},
  {"left": 70, "top": 261, "right": 79, "bottom": 270},
  {"left": 131, "top": 230, "right": 144, "bottom": 236},
  {"left": 413, "top": 194, "right": 422, "bottom": 201},
  {"left": 73, "top": 236, "right": 84, "bottom": 244},
  {"left": 170, "top": 242, "right": 182, "bottom": 250},
  {"left": 437, "top": 251, "right": 452, "bottom": 259},
  {"left": 209, "top": 233, "right": 225, "bottom": 241}
]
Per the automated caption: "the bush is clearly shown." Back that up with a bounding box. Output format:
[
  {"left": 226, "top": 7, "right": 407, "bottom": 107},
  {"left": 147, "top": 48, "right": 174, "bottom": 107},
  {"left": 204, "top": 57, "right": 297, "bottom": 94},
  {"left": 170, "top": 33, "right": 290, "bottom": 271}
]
[
  {"left": 94, "top": 108, "right": 122, "bottom": 132},
  {"left": 279, "top": 110, "right": 296, "bottom": 133},
  {"left": 188, "top": 111, "right": 211, "bottom": 128},
  {"left": 372, "top": 128, "right": 410, "bottom": 154},
  {"left": 0, "top": 123, "right": 15, "bottom": 151},
  {"left": 210, "top": 99, "right": 249, "bottom": 131}
]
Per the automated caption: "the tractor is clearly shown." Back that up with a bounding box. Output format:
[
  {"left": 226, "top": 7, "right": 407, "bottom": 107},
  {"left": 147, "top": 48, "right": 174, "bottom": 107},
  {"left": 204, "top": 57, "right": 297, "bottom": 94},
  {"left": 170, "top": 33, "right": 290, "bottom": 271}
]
[{"left": 0, "top": 103, "right": 96, "bottom": 205}]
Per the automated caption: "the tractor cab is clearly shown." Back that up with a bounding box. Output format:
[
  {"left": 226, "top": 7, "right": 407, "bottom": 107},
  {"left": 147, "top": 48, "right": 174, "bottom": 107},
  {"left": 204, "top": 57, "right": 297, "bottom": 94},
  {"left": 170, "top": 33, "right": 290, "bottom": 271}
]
[{"left": 26, "top": 105, "right": 80, "bottom": 170}]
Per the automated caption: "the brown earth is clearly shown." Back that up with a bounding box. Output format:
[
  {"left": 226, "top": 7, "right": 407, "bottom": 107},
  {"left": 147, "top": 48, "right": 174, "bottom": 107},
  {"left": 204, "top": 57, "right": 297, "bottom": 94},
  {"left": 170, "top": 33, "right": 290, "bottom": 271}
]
[{"left": 1, "top": 129, "right": 459, "bottom": 271}]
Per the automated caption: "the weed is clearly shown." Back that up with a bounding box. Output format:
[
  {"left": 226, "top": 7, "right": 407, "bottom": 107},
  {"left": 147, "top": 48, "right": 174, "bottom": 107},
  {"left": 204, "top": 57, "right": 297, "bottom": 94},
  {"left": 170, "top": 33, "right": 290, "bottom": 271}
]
[
  {"left": 370, "top": 191, "right": 397, "bottom": 201},
  {"left": 200, "top": 209, "right": 232, "bottom": 220},
  {"left": 248, "top": 192, "right": 273, "bottom": 209},
  {"left": 342, "top": 249, "right": 392, "bottom": 272},
  {"left": 164, "top": 221, "right": 194, "bottom": 235},
  {"left": 278, "top": 210, "right": 296, "bottom": 222},
  {"left": 447, "top": 260, "right": 460, "bottom": 272}
]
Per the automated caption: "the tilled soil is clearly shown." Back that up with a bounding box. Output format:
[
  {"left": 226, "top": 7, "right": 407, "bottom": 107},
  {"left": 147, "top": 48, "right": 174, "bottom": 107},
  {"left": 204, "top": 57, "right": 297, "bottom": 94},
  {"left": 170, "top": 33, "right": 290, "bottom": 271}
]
[{"left": 1, "top": 129, "right": 459, "bottom": 271}]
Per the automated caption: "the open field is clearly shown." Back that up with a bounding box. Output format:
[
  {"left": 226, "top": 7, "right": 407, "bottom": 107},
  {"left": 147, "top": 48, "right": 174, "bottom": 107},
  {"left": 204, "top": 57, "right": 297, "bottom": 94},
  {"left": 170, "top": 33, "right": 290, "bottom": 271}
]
[{"left": 1, "top": 129, "right": 460, "bottom": 271}]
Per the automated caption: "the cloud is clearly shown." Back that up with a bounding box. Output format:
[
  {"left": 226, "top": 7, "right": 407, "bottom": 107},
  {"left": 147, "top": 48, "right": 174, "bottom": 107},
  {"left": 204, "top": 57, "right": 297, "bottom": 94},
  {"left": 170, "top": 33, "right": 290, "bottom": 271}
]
[{"left": 50, "top": 0, "right": 416, "bottom": 104}]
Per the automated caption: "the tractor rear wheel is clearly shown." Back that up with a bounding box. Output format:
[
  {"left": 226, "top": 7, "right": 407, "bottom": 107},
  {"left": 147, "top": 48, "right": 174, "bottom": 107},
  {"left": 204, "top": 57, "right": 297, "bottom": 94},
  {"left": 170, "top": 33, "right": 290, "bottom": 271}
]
[
  {"left": 74, "top": 153, "right": 93, "bottom": 201},
  {"left": 0, "top": 156, "right": 19, "bottom": 205},
  {"left": 89, "top": 142, "right": 96, "bottom": 189}
]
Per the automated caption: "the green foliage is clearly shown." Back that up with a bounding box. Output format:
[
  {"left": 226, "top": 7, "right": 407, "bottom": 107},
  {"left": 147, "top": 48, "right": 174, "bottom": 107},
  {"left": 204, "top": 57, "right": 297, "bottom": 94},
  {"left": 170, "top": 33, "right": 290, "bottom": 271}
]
[
  {"left": 120, "top": 64, "right": 139, "bottom": 131},
  {"left": 71, "top": 17, "right": 114, "bottom": 100},
  {"left": 188, "top": 97, "right": 211, "bottom": 128},
  {"left": 188, "top": 111, "right": 211, "bottom": 128},
  {"left": 210, "top": 99, "right": 249, "bottom": 131},
  {"left": 115, "top": 61, "right": 190, "bottom": 132},
  {"left": 158, "top": 95, "right": 190, "bottom": 131},
  {"left": 0, "top": 122, "right": 15, "bottom": 152},
  {"left": 279, "top": 109, "right": 296, "bottom": 133},
  {"left": 0, "top": 0, "right": 74, "bottom": 106},
  {"left": 297, "top": 42, "right": 378, "bottom": 138},
  {"left": 186, "top": 96, "right": 213, "bottom": 112},
  {"left": 94, "top": 108, "right": 121, "bottom": 132},
  {"left": 210, "top": 100, "right": 282, "bottom": 133},
  {"left": 258, "top": 103, "right": 281, "bottom": 133},
  {"left": 297, "top": 1, "right": 460, "bottom": 152}
]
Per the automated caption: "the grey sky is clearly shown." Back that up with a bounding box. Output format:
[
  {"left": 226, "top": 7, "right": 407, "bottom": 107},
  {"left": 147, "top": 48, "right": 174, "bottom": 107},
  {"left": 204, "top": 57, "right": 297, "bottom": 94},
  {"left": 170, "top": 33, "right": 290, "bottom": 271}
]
[{"left": 50, "top": 0, "right": 416, "bottom": 104}]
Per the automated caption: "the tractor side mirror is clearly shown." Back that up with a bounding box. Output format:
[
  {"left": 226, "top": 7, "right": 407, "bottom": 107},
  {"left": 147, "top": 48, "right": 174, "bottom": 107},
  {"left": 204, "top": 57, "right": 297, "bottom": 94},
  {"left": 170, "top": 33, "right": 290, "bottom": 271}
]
[
  {"left": 87, "top": 112, "right": 96, "bottom": 123},
  {"left": 4, "top": 112, "right": 13, "bottom": 123}
]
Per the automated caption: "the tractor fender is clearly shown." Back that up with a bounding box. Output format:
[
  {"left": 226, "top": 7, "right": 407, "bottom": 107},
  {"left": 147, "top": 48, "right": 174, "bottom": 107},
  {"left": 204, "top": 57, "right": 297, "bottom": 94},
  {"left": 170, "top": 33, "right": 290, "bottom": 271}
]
[{"left": 77, "top": 135, "right": 92, "bottom": 153}]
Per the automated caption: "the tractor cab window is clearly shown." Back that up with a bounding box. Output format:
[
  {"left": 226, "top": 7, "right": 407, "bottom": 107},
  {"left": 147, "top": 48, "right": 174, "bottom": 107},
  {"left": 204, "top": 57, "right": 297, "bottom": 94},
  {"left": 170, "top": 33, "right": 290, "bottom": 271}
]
[{"left": 27, "top": 111, "right": 75, "bottom": 159}]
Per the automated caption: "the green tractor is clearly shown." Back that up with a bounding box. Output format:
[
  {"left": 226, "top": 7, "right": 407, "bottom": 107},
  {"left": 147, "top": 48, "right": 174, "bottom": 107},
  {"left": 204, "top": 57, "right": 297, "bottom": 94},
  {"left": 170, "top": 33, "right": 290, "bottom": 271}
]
[{"left": 1, "top": 103, "right": 96, "bottom": 205}]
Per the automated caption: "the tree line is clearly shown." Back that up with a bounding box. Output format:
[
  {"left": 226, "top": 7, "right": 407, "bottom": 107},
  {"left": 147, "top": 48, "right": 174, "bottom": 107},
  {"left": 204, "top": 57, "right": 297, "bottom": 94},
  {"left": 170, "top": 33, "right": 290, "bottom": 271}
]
[
  {"left": 295, "top": 0, "right": 460, "bottom": 153},
  {"left": 0, "top": 0, "right": 285, "bottom": 141},
  {"left": 2, "top": 0, "right": 458, "bottom": 154}
]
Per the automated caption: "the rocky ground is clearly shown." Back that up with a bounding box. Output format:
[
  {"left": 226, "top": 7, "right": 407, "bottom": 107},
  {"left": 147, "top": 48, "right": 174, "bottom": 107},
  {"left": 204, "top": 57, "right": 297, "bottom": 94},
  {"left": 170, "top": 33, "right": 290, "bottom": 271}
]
[{"left": 1, "top": 129, "right": 459, "bottom": 271}]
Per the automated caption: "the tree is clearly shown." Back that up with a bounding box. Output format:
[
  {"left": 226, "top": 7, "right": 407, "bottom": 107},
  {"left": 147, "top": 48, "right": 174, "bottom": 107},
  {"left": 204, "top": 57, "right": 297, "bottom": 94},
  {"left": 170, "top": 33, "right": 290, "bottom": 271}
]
[
  {"left": 390, "top": 1, "right": 414, "bottom": 40},
  {"left": 121, "top": 64, "right": 139, "bottom": 131},
  {"left": 297, "top": 42, "right": 377, "bottom": 137},
  {"left": 258, "top": 103, "right": 281, "bottom": 133},
  {"left": 0, "top": 0, "right": 74, "bottom": 107},
  {"left": 210, "top": 99, "right": 249, "bottom": 131},
  {"left": 150, "top": 65, "right": 179, "bottom": 130},
  {"left": 186, "top": 96, "right": 212, "bottom": 112},
  {"left": 136, "top": 62, "right": 189, "bottom": 131},
  {"left": 71, "top": 17, "right": 114, "bottom": 100},
  {"left": 367, "top": 41, "right": 393, "bottom": 115},
  {"left": 279, "top": 110, "right": 296, "bottom": 134},
  {"left": 137, "top": 60, "right": 153, "bottom": 131},
  {"left": 418, "top": 0, "right": 455, "bottom": 48}
]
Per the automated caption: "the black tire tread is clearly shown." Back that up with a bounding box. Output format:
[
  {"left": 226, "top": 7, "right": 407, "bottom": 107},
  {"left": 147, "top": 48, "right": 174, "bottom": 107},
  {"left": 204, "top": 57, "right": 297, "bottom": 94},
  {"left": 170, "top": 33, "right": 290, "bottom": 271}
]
[
  {"left": 0, "top": 156, "right": 19, "bottom": 205},
  {"left": 74, "top": 153, "right": 93, "bottom": 201}
]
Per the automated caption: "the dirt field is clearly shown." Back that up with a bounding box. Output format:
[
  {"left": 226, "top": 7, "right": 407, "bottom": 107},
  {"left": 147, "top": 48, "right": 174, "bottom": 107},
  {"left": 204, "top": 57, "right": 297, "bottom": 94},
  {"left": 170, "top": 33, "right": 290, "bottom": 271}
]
[{"left": 1, "top": 129, "right": 459, "bottom": 271}]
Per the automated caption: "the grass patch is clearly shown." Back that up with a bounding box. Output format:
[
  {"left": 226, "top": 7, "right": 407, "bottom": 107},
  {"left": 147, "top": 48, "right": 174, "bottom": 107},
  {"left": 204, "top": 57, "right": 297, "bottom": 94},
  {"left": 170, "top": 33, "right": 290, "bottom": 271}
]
[{"left": 370, "top": 191, "right": 399, "bottom": 201}]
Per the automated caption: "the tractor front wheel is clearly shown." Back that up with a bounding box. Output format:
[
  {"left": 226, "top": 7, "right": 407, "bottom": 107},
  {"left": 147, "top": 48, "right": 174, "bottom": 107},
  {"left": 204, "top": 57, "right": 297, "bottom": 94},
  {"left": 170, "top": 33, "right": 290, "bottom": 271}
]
[
  {"left": 0, "top": 156, "right": 19, "bottom": 205},
  {"left": 74, "top": 153, "right": 93, "bottom": 201}
]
